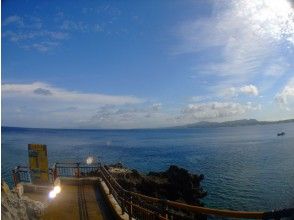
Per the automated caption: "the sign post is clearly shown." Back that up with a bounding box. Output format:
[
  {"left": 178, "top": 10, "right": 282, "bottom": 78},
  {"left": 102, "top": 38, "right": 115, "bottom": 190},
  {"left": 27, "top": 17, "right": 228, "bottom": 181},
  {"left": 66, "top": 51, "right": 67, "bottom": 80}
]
[{"left": 28, "top": 144, "right": 49, "bottom": 185}]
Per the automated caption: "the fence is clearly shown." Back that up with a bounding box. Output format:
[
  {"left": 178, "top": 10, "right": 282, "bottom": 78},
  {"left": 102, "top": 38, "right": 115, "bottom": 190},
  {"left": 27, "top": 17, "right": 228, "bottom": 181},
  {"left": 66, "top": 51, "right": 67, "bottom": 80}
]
[
  {"left": 51, "top": 162, "right": 98, "bottom": 181},
  {"left": 12, "top": 163, "right": 294, "bottom": 220},
  {"left": 12, "top": 166, "right": 31, "bottom": 184},
  {"left": 99, "top": 164, "right": 294, "bottom": 220},
  {"left": 12, "top": 162, "right": 99, "bottom": 185}
]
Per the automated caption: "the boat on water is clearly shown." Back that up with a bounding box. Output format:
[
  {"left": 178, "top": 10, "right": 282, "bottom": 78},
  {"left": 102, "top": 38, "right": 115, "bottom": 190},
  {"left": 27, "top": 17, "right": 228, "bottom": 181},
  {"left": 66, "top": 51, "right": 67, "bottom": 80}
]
[{"left": 277, "top": 132, "right": 285, "bottom": 136}]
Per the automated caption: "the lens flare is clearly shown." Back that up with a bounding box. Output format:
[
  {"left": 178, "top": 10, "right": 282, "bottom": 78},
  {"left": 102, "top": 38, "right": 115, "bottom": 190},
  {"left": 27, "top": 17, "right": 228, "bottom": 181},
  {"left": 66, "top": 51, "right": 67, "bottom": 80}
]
[
  {"left": 237, "top": 0, "right": 294, "bottom": 43},
  {"left": 53, "top": 185, "right": 61, "bottom": 194},
  {"left": 49, "top": 190, "right": 57, "bottom": 199},
  {"left": 86, "top": 156, "right": 94, "bottom": 165}
]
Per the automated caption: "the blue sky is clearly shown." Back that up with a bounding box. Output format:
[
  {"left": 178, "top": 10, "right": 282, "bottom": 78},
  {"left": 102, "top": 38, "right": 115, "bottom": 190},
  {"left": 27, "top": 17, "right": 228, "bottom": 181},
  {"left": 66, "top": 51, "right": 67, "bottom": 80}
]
[{"left": 2, "top": 0, "right": 294, "bottom": 128}]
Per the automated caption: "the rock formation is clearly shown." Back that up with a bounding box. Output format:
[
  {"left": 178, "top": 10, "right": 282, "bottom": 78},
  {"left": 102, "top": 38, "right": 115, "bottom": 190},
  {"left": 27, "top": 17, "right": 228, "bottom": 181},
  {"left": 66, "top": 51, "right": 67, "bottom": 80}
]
[
  {"left": 106, "top": 163, "right": 207, "bottom": 206},
  {"left": 1, "top": 181, "right": 45, "bottom": 220}
]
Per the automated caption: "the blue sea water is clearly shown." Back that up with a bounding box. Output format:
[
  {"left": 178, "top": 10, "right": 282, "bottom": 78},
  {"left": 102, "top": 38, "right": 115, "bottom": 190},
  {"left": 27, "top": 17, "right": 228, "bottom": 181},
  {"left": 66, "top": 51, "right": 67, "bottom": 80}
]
[{"left": 1, "top": 123, "right": 294, "bottom": 212}]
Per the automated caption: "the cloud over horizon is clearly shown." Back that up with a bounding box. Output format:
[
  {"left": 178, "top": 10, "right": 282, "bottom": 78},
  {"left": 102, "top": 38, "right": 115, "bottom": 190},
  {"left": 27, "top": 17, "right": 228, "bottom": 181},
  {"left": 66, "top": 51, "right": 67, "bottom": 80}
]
[
  {"left": 2, "top": 82, "right": 265, "bottom": 128},
  {"left": 2, "top": 82, "right": 142, "bottom": 105},
  {"left": 179, "top": 102, "right": 261, "bottom": 122},
  {"left": 2, "top": 1, "right": 294, "bottom": 128},
  {"left": 2, "top": 82, "right": 146, "bottom": 128}
]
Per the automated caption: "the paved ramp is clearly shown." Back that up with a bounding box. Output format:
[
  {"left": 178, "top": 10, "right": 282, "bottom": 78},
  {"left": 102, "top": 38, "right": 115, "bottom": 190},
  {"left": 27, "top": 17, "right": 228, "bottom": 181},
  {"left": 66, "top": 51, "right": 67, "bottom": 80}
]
[{"left": 43, "top": 184, "right": 113, "bottom": 220}]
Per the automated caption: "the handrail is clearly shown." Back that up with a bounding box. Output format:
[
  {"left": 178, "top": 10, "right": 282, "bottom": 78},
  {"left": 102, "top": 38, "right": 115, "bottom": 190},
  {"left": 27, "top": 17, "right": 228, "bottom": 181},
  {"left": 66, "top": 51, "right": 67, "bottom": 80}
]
[
  {"left": 12, "top": 162, "right": 99, "bottom": 185},
  {"left": 12, "top": 166, "right": 31, "bottom": 185},
  {"left": 11, "top": 162, "right": 294, "bottom": 219},
  {"left": 99, "top": 164, "right": 294, "bottom": 220},
  {"left": 166, "top": 200, "right": 264, "bottom": 219}
]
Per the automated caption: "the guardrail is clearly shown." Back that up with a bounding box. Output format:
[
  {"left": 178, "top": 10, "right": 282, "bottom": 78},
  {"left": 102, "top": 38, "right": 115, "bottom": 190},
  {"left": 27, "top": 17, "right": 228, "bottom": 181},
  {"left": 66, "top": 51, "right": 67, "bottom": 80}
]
[
  {"left": 99, "top": 164, "right": 294, "bottom": 220},
  {"left": 51, "top": 162, "right": 99, "bottom": 181},
  {"left": 12, "top": 166, "right": 31, "bottom": 185},
  {"left": 12, "top": 162, "right": 99, "bottom": 186},
  {"left": 12, "top": 163, "right": 294, "bottom": 220}
]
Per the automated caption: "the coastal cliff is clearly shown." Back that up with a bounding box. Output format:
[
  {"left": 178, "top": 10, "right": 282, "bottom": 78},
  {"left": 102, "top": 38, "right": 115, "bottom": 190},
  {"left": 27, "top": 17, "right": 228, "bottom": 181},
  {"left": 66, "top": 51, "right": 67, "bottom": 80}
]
[{"left": 106, "top": 163, "right": 207, "bottom": 206}]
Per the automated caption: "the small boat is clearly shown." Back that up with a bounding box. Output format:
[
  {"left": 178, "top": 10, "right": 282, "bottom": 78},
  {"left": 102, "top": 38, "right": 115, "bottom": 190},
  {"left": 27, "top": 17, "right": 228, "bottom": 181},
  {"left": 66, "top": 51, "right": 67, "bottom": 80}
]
[{"left": 277, "top": 132, "right": 285, "bottom": 136}]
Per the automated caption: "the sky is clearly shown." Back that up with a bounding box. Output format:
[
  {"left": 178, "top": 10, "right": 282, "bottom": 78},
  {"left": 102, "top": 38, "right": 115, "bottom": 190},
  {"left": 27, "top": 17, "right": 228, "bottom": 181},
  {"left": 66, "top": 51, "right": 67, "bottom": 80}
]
[{"left": 2, "top": 0, "right": 294, "bottom": 129}]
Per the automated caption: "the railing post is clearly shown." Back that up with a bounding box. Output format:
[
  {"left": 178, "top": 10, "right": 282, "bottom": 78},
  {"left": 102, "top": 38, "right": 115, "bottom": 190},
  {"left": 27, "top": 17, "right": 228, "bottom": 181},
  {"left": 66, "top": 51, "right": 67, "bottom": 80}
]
[
  {"left": 77, "top": 162, "right": 80, "bottom": 178},
  {"left": 121, "top": 191, "right": 126, "bottom": 215},
  {"left": 16, "top": 166, "right": 21, "bottom": 184},
  {"left": 109, "top": 184, "right": 112, "bottom": 195},
  {"left": 53, "top": 163, "right": 58, "bottom": 181},
  {"left": 128, "top": 195, "right": 133, "bottom": 220},
  {"left": 12, "top": 169, "right": 17, "bottom": 186},
  {"left": 160, "top": 199, "right": 168, "bottom": 220}
]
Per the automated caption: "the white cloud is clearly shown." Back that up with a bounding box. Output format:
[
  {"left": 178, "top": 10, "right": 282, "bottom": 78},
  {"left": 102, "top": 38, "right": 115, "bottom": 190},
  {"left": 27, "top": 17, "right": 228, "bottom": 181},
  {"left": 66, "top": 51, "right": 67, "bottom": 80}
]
[
  {"left": 2, "top": 15, "right": 69, "bottom": 52},
  {"left": 21, "top": 42, "right": 59, "bottom": 52},
  {"left": 2, "top": 14, "right": 105, "bottom": 52},
  {"left": 151, "top": 103, "right": 162, "bottom": 111},
  {"left": 179, "top": 101, "right": 260, "bottom": 121},
  {"left": 1, "top": 83, "right": 186, "bottom": 128},
  {"left": 2, "top": 15, "right": 23, "bottom": 26},
  {"left": 175, "top": 0, "right": 293, "bottom": 87},
  {"left": 190, "top": 96, "right": 210, "bottom": 102},
  {"left": 60, "top": 20, "right": 106, "bottom": 33},
  {"left": 264, "top": 59, "right": 289, "bottom": 77},
  {"left": 2, "top": 15, "right": 43, "bottom": 29},
  {"left": 2, "top": 82, "right": 142, "bottom": 105},
  {"left": 221, "top": 84, "right": 259, "bottom": 97},
  {"left": 239, "top": 85, "right": 259, "bottom": 96},
  {"left": 93, "top": 104, "right": 160, "bottom": 121},
  {"left": 3, "top": 30, "right": 68, "bottom": 42},
  {"left": 2, "top": 15, "right": 68, "bottom": 52},
  {"left": 247, "top": 0, "right": 294, "bottom": 43},
  {"left": 60, "top": 20, "right": 89, "bottom": 32},
  {"left": 2, "top": 82, "right": 145, "bottom": 128},
  {"left": 221, "top": 87, "right": 238, "bottom": 97},
  {"left": 275, "top": 77, "right": 294, "bottom": 106},
  {"left": 79, "top": 103, "right": 172, "bottom": 129}
]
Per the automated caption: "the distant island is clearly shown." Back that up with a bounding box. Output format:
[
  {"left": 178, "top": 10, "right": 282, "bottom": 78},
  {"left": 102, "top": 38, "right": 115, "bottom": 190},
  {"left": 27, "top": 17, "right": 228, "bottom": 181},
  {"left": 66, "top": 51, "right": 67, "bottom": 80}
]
[
  {"left": 2, "top": 118, "right": 294, "bottom": 130},
  {"left": 171, "top": 119, "right": 294, "bottom": 129}
]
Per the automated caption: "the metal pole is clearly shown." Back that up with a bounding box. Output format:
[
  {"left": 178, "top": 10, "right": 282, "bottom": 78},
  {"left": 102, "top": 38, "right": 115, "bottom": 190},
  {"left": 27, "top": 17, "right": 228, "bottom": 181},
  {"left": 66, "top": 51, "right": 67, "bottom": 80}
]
[
  {"left": 77, "top": 163, "right": 80, "bottom": 178},
  {"left": 53, "top": 163, "right": 58, "bottom": 181},
  {"left": 12, "top": 169, "right": 17, "bottom": 186},
  {"left": 161, "top": 199, "right": 168, "bottom": 220},
  {"left": 129, "top": 195, "right": 133, "bottom": 220}
]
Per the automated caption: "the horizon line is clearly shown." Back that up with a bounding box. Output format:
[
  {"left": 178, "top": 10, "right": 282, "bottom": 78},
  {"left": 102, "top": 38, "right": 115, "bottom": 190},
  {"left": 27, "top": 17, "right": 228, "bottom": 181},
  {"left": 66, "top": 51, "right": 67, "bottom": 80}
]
[{"left": 2, "top": 118, "right": 294, "bottom": 131}]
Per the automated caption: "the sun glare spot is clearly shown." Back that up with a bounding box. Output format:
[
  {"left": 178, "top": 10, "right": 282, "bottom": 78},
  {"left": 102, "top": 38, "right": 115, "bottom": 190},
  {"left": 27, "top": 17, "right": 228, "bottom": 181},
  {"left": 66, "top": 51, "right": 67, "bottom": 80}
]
[
  {"left": 86, "top": 156, "right": 94, "bottom": 165},
  {"left": 238, "top": 0, "right": 294, "bottom": 43},
  {"left": 48, "top": 190, "right": 57, "bottom": 199},
  {"left": 53, "top": 185, "right": 61, "bottom": 194}
]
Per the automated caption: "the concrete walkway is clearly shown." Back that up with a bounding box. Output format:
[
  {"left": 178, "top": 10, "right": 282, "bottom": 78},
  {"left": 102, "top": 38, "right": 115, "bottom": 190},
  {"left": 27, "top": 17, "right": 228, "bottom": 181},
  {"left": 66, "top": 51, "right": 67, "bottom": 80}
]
[{"left": 42, "top": 184, "right": 104, "bottom": 220}]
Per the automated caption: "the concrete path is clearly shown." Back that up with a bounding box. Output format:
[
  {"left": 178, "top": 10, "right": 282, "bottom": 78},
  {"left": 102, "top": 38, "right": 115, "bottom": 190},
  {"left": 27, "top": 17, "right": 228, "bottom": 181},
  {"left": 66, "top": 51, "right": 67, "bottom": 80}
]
[{"left": 42, "top": 184, "right": 107, "bottom": 220}]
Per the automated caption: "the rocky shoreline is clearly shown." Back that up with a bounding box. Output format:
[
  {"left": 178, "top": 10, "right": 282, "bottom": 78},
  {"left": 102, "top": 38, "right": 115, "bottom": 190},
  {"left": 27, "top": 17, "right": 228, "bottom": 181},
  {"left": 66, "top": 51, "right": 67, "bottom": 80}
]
[{"left": 106, "top": 163, "right": 207, "bottom": 206}]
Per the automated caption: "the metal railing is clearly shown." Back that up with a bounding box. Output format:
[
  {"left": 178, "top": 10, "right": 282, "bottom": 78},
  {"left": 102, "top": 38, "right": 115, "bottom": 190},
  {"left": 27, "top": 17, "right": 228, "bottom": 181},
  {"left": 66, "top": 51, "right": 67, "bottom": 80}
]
[
  {"left": 99, "top": 164, "right": 294, "bottom": 220},
  {"left": 12, "top": 162, "right": 99, "bottom": 186},
  {"left": 51, "top": 162, "right": 99, "bottom": 181},
  {"left": 12, "top": 166, "right": 31, "bottom": 185},
  {"left": 12, "top": 163, "right": 294, "bottom": 220}
]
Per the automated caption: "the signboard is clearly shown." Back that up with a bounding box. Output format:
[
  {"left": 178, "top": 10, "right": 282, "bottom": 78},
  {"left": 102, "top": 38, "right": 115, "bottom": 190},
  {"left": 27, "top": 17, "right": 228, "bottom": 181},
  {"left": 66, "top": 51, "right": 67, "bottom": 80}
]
[{"left": 28, "top": 144, "right": 49, "bottom": 184}]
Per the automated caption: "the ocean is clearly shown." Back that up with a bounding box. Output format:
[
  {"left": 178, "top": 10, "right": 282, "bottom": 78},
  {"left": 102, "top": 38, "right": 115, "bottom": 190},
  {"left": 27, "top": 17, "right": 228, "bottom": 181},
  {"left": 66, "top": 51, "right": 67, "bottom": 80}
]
[{"left": 1, "top": 123, "right": 294, "bottom": 212}]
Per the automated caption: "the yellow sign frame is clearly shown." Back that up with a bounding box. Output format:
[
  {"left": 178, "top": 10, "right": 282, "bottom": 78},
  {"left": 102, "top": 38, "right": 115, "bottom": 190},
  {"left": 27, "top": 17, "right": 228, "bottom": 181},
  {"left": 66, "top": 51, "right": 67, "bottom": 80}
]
[{"left": 28, "top": 144, "right": 49, "bottom": 184}]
